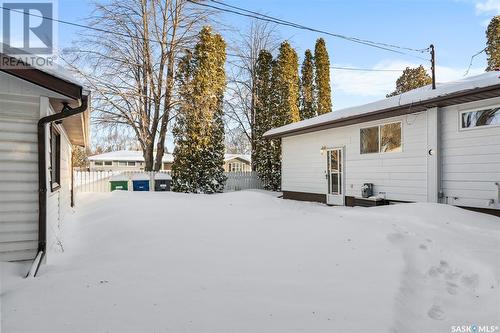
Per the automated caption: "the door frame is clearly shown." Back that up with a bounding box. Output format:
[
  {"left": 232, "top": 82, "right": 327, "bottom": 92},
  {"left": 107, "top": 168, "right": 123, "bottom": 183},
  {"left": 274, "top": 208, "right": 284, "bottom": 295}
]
[{"left": 325, "top": 147, "right": 345, "bottom": 206}]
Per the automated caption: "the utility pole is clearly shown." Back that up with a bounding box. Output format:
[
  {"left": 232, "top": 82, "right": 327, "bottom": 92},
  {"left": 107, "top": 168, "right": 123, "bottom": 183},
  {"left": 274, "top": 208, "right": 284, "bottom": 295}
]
[{"left": 430, "top": 44, "right": 436, "bottom": 90}]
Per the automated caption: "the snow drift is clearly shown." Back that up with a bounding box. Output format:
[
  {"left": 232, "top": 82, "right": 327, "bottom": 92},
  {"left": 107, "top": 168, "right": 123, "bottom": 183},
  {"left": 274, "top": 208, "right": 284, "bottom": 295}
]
[{"left": 1, "top": 191, "right": 499, "bottom": 332}]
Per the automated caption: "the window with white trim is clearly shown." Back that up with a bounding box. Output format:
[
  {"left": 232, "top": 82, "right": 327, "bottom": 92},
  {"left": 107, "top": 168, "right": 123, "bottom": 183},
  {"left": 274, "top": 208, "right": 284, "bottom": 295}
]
[
  {"left": 360, "top": 122, "right": 402, "bottom": 154},
  {"left": 104, "top": 161, "right": 112, "bottom": 166},
  {"left": 95, "top": 161, "right": 103, "bottom": 166},
  {"left": 460, "top": 108, "right": 500, "bottom": 129}
]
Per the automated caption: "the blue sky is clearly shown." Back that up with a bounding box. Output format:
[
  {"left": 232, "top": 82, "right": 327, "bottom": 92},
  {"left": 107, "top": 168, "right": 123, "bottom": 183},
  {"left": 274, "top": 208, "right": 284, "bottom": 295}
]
[{"left": 53, "top": 0, "right": 498, "bottom": 110}]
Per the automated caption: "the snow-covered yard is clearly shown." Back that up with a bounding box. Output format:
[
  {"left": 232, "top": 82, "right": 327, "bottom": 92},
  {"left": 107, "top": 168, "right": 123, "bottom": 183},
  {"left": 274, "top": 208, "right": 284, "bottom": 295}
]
[{"left": 1, "top": 191, "right": 499, "bottom": 332}]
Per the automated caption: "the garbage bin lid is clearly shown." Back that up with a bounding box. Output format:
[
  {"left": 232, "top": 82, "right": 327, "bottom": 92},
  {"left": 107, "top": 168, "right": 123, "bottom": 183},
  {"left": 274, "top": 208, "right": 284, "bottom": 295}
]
[
  {"left": 132, "top": 173, "right": 149, "bottom": 180},
  {"left": 154, "top": 172, "right": 172, "bottom": 180},
  {"left": 110, "top": 174, "right": 128, "bottom": 181}
]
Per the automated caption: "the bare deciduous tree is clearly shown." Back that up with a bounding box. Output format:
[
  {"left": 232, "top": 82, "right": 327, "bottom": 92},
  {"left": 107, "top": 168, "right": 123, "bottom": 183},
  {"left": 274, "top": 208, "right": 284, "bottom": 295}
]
[
  {"left": 91, "top": 128, "right": 141, "bottom": 153},
  {"left": 225, "top": 127, "right": 251, "bottom": 154},
  {"left": 224, "top": 19, "right": 279, "bottom": 169},
  {"left": 63, "top": 0, "right": 211, "bottom": 170}
]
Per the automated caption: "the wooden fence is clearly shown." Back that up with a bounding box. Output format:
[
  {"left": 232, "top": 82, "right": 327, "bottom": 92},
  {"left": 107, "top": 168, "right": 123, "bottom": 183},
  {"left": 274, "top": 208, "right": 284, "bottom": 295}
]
[{"left": 73, "top": 170, "right": 264, "bottom": 193}]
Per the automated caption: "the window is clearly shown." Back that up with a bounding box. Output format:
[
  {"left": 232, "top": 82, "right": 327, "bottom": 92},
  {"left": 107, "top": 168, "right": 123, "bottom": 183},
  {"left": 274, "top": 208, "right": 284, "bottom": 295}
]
[
  {"left": 380, "top": 122, "right": 402, "bottom": 153},
  {"left": 95, "top": 161, "right": 103, "bottom": 166},
  {"left": 360, "top": 122, "right": 402, "bottom": 154},
  {"left": 229, "top": 162, "right": 242, "bottom": 172},
  {"left": 460, "top": 108, "right": 500, "bottom": 129},
  {"left": 127, "top": 161, "right": 136, "bottom": 166},
  {"left": 104, "top": 161, "right": 112, "bottom": 166},
  {"left": 118, "top": 161, "right": 127, "bottom": 166},
  {"left": 360, "top": 126, "right": 379, "bottom": 154},
  {"left": 50, "top": 127, "right": 61, "bottom": 191}
]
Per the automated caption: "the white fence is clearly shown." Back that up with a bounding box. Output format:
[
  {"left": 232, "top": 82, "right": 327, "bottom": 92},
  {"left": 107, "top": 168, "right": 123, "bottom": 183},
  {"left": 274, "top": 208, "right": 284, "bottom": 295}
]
[{"left": 73, "top": 170, "right": 264, "bottom": 193}]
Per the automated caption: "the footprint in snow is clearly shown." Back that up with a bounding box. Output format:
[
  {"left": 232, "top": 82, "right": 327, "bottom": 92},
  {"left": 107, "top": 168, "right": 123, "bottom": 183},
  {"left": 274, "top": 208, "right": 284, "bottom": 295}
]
[
  {"left": 387, "top": 232, "right": 405, "bottom": 243},
  {"left": 428, "top": 260, "right": 450, "bottom": 277},
  {"left": 428, "top": 266, "right": 440, "bottom": 277},
  {"left": 446, "top": 282, "right": 459, "bottom": 295},
  {"left": 428, "top": 304, "right": 445, "bottom": 320},
  {"left": 461, "top": 274, "right": 480, "bottom": 291},
  {"left": 444, "top": 269, "right": 462, "bottom": 281}
]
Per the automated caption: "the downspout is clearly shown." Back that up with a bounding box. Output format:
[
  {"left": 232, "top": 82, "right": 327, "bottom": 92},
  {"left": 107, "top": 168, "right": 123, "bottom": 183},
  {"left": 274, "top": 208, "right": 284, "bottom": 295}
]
[{"left": 30, "top": 96, "right": 88, "bottom": 277}]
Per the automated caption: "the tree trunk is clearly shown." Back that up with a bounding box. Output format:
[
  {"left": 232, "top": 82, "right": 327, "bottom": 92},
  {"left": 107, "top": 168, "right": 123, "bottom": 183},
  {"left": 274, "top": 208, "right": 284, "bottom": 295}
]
[{"left": 143, "top": 141, "right": 155, "bottom": 171}]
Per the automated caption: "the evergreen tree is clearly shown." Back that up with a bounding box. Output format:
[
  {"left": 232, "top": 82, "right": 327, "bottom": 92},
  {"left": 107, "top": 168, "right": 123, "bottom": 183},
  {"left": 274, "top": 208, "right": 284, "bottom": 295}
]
[
  {"left": 267, "top": 41, "right": 300, "bottom": 191},
  {"left": 172, "top": 26, "right": 227, "bottom": 193},
  {"left": 300, "top": 49, "right": 316, "bottom": 120},
  {"left": 171, "top": 51, "right": 198, "bottom": 192},
  {"left": 272, "top": 41, "right": 300, "bottom": 124},
  {"left": 314, "top": 38, "right": 332, "bottom": 115},
  {"left": 386, "top": 65, "right": 432, "bottom": 97},
  {"left": 204, "top": 91, "right": 227, "bottom": 194},
  {"left": 486, "top": 16, "right": 500, "bottom": 71},
  {"left": 254, "top": 50, "right": 274, "bottom": 189}
]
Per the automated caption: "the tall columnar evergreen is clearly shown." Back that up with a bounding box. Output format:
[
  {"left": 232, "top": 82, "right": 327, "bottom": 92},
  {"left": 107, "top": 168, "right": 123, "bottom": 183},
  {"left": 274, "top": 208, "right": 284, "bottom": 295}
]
[
  {"left": 267, "top": 41, "right": 300, "bottom": 191},
  {"left": 314, "top": 38, "right": 332, "bottom": 115},
  {"left": 386, "top": 65, "right": 432, "bottom": 97},
  {"left": 171, "top": 26, "right": 227, "bottom": 193},
  {"left": 300, "top": 49, "right": 316, "bottom": 120},
  {"left": 272, "top": 41, "right": 300, "bottom": 125},
  {"left": 254, "top": 50, "right": 274, "bottom": 189},
  {"left": 486, "top": 16, "right": 500, "bottom": 71}
]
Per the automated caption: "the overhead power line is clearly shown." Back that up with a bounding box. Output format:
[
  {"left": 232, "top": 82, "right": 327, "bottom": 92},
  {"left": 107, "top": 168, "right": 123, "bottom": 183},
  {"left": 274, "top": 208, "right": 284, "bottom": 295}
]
[
  {"left": 226, "top": 52, "right": 407, "bottom": 72},
  {"left": 0, "top": 6, "right": 163, "bottom": 46},
  {"left": 330, "top": 66, "right": 404, "bottom": 72},
  {"left": 187, "top": 0, "right": 430, "bottom": 62},
  {"left": 209, "top": 0, "right": 429, "bottom": 54},
  {"left": 464, "top": 47, "right": 487, "bottom": 76},
  {"left": 0, "top": 6, "right": 411, "bottom": 73}
]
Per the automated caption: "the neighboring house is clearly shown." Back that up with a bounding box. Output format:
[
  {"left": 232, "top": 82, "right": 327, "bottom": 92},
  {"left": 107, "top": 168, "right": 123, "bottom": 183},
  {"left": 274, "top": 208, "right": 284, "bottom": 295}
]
[
  {"left": 89, "top": 151, "right": 251, "bottom": 172},
  {"left": 224, "top": 154, "right": 252, "bottom": 172},
  {"left": 0, "top": 54, "right": 90, "bottom": 262},
  {"left": 89, "top": 150, "right": 158, "bottom": 171},
  {"left": 264, "top": 72, "right": 500, "bottom": 215}
]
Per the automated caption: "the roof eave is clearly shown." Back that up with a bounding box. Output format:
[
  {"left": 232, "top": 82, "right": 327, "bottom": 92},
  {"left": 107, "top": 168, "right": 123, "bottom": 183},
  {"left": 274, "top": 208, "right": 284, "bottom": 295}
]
[
  {"left": 264, "top": 83, "right": 500, "bottom": 139},
  {"left": 0, "top": 53, "right": 82, "bottom": 101}
]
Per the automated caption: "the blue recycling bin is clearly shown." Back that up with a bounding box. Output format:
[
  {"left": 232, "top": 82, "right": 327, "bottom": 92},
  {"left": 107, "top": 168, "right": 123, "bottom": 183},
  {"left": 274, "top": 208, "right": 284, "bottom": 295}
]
[{"left": 132, "top": 174, "right": 150, "bottom": 191}]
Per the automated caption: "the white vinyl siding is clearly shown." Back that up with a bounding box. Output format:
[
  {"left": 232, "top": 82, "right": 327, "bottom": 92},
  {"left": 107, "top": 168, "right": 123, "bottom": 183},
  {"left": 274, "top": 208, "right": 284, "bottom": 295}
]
[
  {"left": 0, "top": 97, "right": 39, "bottom": 261},
  {"left": 282, "top": 112, "right": 428, "bottom": 202},
  {"left": 441, "top": 97, "right": 500, "bottom": 209},
  {"left": 0, "top": 73, "right": 75, "bottom": 261}
]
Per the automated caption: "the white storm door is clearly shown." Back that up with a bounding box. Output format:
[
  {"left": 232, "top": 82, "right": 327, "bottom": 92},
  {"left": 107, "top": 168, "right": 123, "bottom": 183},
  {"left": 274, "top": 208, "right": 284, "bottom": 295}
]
[{"left": 326, "top": 148, "right": 345, "bottom": 205}]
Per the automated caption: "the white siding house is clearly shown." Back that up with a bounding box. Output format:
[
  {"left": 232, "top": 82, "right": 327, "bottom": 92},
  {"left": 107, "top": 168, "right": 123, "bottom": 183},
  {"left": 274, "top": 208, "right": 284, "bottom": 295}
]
[
  {"left": 281, "top": 111, "right": 428, "bottom": 203},
  {"left": 88, "top": 150, "right": 251, "bottom": 172},
  {"left": 264, "top": 72, "right": 500, "bottom": 215},
  {"left": 0, "top": 54, "right": 90, "bottom": 262}
]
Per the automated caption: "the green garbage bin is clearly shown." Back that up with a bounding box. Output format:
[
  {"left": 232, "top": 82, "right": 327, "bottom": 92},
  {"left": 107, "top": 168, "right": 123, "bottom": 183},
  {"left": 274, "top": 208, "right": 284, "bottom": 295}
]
[
  {"left": 110, "top": 175, "right": 129, "bottom": 191},
  {"left": 110, "top": 180, "right": 128, "bottom": 191}
]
